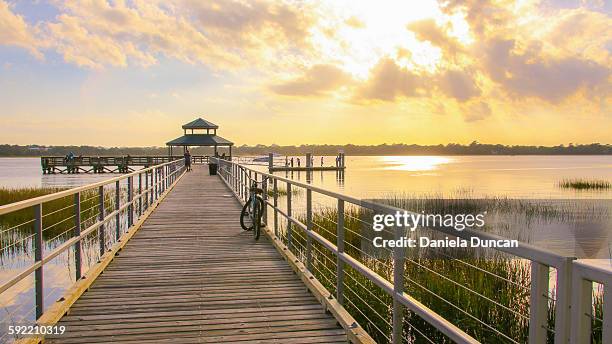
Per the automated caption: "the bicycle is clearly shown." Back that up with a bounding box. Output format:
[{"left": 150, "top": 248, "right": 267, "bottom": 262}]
[{"left": 240, "top": 171, "right": 268, "bottom": 240}]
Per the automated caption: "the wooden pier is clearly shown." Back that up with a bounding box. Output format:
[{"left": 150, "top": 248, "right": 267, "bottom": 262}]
[
  {"left": 266, "top": 152, "right": 346, "bottom": 173},
  {"left": 43, "top": 166, "right": 350, "bottom": 343},
  {"left": 40, "top": 155, "right": 208, "bottom": 174},
  {"left": 269, "top": 166, "right": 346, "bottom": 172}
]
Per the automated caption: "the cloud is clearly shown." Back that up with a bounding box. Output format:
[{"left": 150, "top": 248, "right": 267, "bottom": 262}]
[
  {"left": 481, "top": 38, "right": 609, "bottom": 102},
  {"left": 345, "top": 16, "right": 365, "bottom": 29},
  {"left": 407, "top": 19, "right": 464, "bottom": 58},
  {"left": 31, "top": 0, "right": 317, "bottom": 70},
  {"left": 0, "top": 0, "right": 41, "bottom": 57},
  {"left": 270, "top": 64, "right": 352, "bottom": 96},
  {"left": 436, "top": 69, "right": 480, "bottom": 101},
  {"left": 183, "top": 0, "right": 314, "bottom": 45},
  {"left": 463, "top": 101, "right": 491, "bottom": 122},
  {"left": 43, "top": 1, "right": 243, "bottom": 69},
  {"left": 440, "top": 0, "right": 516, "bottom": 39},
  {"left": 544, "top": 8, "right": 612, "bottom": 65},
  {"left": 356, "top": 58, "right": 426, "bottom": 101},
  {"left": 356, "top": 59, "right": 479, "bottom": 102}
]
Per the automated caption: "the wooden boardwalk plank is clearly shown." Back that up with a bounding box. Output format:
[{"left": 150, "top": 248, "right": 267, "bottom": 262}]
[{"left": 46, "top": 166, "right": 346, "bottom": 343}]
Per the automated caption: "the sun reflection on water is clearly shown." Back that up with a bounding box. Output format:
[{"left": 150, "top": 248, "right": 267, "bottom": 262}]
[{"left": 381, "top": 156, "right": 453, "bottom": 171}]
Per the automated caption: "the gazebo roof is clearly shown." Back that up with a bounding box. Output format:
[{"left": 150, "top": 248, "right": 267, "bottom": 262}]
[
  {"left": 182, "top": 118, "right": 218, "bottom": 130},
  {"left": 166, "top": 134, "right": 233, "bottom": 147}
]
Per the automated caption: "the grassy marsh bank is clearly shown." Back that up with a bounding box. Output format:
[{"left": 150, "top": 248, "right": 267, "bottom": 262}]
[
  {"left": 558, "top": 179, "right": 611, "bottom": 190},
  {"left": 282, "top": 197, "right": 605, "bottom": 343}
]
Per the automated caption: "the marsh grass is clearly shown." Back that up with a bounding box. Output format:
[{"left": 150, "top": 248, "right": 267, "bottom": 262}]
[
  {"left": 0, "top": 187, "right": 118, "bottom": 258},
  {"left": 558, "top": 179, "right": 611, "bottom": 190},
  {"left": 266, "top": 187, "right": 303, "bottom": 197},
  {"left": 287, "top": 202, "right": 605, "bottom": 343}
]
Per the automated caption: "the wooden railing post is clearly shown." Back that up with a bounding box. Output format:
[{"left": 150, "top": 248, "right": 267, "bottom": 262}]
[
  {"left": 34, "top": 203, "right": 43, "bottom": 319},
  {"left": 273, "top": 179, "right": 278, "bottom": 236},
  {"left": 570, "top": 270, "right": 592, "bottom": 344},
  {"left": 336, "top": 199, "right": 345, "bottom": 305},
  {"left": 306, "top": 188, "right": 312, "bottom": 270},
  {"left": 115, "top": 180, "right": 120, "bottom": 241},
  {"left": 138, "top": 173, "right": 142, "bottom": 217},
  {"left": 554, "top": 258, "right": 573, "bottom": 343},
  {"left": 529, "top": 262, "right": 549, "bottom": 344},
  {"left": 99, "top": 186, "right": 105, "bottom": 257},
  {"left": 248, "top": 170, "right": 252, "bottom": 202},
  {"left": 127, "top": 176, "right": 133, "bottom": 228},
  {"left": 392, "top": 225, "right": 405, "bottom": 344},
  {"left": 287, "top": 183, "right": 292, "bottom": 250},
  {"left": 154, "top": 167, "right": 158, "bottom": 199},
  {"left": 160, "top": 166, "right": 164, "bottom": 193},
  {"left": 150, "top": 170, "right": 154, "bottom": 204},
  {"left": 243, "top": 168, "right": 247, "bottom": 202},
  {"left": 144, "top": 171, "right": 149, "bottom": 210},
  {"left": 262, "top": 178, "right": 268, "bottom": 226},
  {"left": 74, "top": 193, "right": 82, "bottom": 280}
]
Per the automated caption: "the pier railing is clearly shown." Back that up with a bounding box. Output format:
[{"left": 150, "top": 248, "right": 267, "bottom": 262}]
[
  {"left": 0, "top": 159, "right": 185, "bottom": 339},
  {"left": 214, "top": 158, "right": 610, "bottom": 344},
  {"left": 40, "top": 155, "right": 208, "bottom": 173}
]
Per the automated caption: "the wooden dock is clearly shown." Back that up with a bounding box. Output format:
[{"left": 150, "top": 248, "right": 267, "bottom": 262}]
[
  {"left": 40, "top": 155, "right": 209, "bottom": 174},
  {"left": 45, "top": 166, "right": 347, "bottom": 343},
  {"left": 269, "top": 166, "right": 346, "bottom": 172}
]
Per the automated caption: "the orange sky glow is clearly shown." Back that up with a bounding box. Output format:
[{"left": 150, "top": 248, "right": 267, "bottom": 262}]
[{"left": 0, "top": 0, "right": 610, "bottom": 146}]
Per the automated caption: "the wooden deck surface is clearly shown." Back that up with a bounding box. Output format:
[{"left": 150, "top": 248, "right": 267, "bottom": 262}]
[{"left": 47, "top": 166, "right": 347, "bottom": 343}]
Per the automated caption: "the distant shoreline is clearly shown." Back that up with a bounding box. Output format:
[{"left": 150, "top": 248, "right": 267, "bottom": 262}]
[{"left": 1, "top": 142, "right": 611, "bottom": 157}]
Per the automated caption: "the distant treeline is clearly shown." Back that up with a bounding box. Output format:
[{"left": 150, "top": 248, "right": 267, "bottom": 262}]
[{"left": 1, "top": 142, "right": 611, "bottom": 157}]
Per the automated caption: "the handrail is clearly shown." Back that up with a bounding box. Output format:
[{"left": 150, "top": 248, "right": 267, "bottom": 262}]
[
  {"left": 0, "top": 160, "right": 181, "bottom": 215},
  {"left": 213, "top": 157, "right": 610, "bottom": 344},
  {"left": 570, "top": 259, "right": 611, "bottom": 344},
  {"left": 0, "top": 159, "right": 186, "bottom": 322}
]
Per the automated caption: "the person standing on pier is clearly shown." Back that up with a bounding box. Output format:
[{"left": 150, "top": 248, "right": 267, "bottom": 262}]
[
  {"left": 290, "top": 157, "right": 294, "bottom": 167},
  {"left": 297, "top": 158, "right": 301, "bottom": 167},
  {"left": 184, "top": 149, "right": 192, "bottom": 172},
  {"left": 321, "top": 156, "right": 324, "bottom": 167}
]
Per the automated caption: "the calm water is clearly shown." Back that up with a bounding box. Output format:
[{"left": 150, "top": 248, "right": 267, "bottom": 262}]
[
  {"left": 251, "top": 155, "right": 612, "bottom": 260},
  {"left": 1, "top": 156, "right": 611, "bottom": 197},
  {"left": 0, "top": 158, "right": 121, "bottom": 189},
  {"left": 0, "top": 156, "right": 610, "bottom": 342},
  {"left": 252, "top": 155, "right": 612, "bottom": 199}
]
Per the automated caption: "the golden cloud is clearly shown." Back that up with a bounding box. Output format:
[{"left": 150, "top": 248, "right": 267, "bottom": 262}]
[
  {"left": 0, "top": 0, "right": 41, "bottom": 58},
  {"left": 270, "top": 64, "right": 353, "bottom": 97}
]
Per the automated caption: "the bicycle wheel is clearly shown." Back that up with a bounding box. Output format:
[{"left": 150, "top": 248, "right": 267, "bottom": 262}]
[
  {"left": 240, "top": 197, "right": 264, "bottom": 232},
  {"left": 240, "top": 199, "right": 254, "bottom": 230}
]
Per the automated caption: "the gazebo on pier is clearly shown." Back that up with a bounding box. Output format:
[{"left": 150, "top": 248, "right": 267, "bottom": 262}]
[{"left": 166, "top": 118, "right": 234, "bottom": 159}]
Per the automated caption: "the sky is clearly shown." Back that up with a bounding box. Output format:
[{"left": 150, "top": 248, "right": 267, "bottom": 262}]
[{"left": 0, "top": 0, "right": 610, "bottom": 147}]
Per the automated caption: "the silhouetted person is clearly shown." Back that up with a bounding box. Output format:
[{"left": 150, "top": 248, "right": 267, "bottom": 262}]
[
  {"left": 184, "top": 150, "right": 192, "bottom": 172},
  {"left": 290, "top": 158, "right": 294, "bottom": 167},
  {"left": 321, "top": 156, "right": 324, "bottom": 166},
  {"left": 297, "top": 158, "right": 301, "bottom": 167}
]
